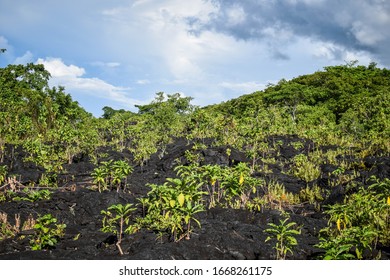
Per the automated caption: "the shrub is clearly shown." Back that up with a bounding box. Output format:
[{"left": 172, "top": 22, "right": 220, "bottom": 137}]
[{"left": 30, "top": 214, "right": 66, "bottom": 250}]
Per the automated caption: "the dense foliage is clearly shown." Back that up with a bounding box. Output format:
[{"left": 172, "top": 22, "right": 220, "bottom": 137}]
[{"left": 208, "top": 61, "right": 389, "bottom": 150}]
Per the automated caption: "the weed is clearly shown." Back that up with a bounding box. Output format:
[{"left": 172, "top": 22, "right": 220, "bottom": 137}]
[
  {"left": 291, "top": 154, "right": 321, "bottom": 183},
  {"left": 0, "top": 212, "right": 19, "bottom": 240},
  {"left": 299, "top": 185, "right": 324, "bottom": 205},
  {"left": 290, "top": 141, "right": 304, "bottom": 150},
  {"left": 0, "top": 165, "right": 7, "bottom": 185}
]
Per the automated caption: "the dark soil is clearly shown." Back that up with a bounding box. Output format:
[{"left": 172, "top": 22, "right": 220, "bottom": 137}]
[{"left": 0, "top": 136, "right": 389, "bottom": 260}]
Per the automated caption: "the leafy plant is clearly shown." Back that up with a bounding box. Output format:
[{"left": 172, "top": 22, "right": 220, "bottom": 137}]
[
  {"left": 13, "top": 188, "right": 52, "bottom": 202},
  {"left": 91, "top": 166, "right": 107, "bottom": 192},
  {"left": 136, "top": 174, "right": 205, "bottom": 242},
  {"left": 316, "top": 225, "right": 378, "bottom": 260},
  {"left": 264, "top": 214, "right": 301, "bottom": 260},
  {"left": 101, "top": 203, "right": 137, "bottom": 255},
  {"left": 316, "top": 177, "right": 390, "bottom": 259},
  {"left": 291, "top": 154, "right": 321, "bottom": 183},
  {"left": 92, "top": 160, "right": 133, "bottom": 192},
  {"left": 0, "top": 165, "right": 7, "bottom": 185},
  {"left": 299, "top": 185, "right": 324, "bottom": 206},
  {"left": 30, "top": 214, "right": 66, "bottom": 250},
  {"left": 112, "top": 160, "right": 133, "bottom": 192},
  {"left": 245, "top": 197, "right": 267, "bottom": 212}
]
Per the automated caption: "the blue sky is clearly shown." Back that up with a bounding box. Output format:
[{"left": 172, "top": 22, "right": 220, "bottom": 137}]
[{"left": 1, "top": 0, "right": 389, "bottom": 117}]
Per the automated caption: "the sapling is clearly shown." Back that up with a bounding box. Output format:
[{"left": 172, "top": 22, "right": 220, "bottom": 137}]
[
  {"left": 264, "top": 214, "right": 301, "bottom": 260},
  {"left": 101, "top": 203, "right": 137, "bottom": 255}
]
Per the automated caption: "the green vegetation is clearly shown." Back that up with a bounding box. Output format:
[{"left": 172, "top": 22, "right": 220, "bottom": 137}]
[
  {"left": 209, "top": 61, "right": 389, "bottom": 151},
  {"left": 264, "top": 214, "right": 301, "bottom": 260},
  {"left": 30, "top": 214, "right": 66, "bottom": 251},
  {"left": 91, "top": 160, "right": 133, "bottom": 192},
  {"left": 134, "top": 173, "right": 206, "bottom": 242},
  {"left": 12, "top": 188, "right": 52, "bottom": 202},
  {"left": 101, "top": 203, "right": 137, "bottom": 255},
  {"left": 0, "top": 60, "right": 389, "bottom": 258},
  {"left": 316, "top": 177, "right": 390, "bottom": 259}
]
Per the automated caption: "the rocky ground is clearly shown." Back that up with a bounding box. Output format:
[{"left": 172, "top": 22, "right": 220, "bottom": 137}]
[{"left": 0, "top": 136, "right": 389, "bottom": 260}]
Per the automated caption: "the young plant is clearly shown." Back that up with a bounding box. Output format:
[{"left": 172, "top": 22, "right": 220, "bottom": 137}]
[
  {"left": 91, "top": 167, "right": 107, "bottom": 192},
  {"left": 13, "top": 188, "right": 52, "bottom": 202},
  {"left": 291, "top": 154, "right": 321, "bottom": 183},
  {"left": 0, "top": 212, "right": 19, "bottom": 240},
  {"left": 138, "top": 174, "right": 205, "bottom": 242},
  {"left": 181, "top": 200, "right": 204, "bottom": 240},
  {"left": 264, "top": 214, "right": 301, "bottom": 260},
  {"left": 112, "top": 160, "right": 133, "bottom": 192},
  {"left": 92, "top": 160, "right": 133, "bottom": 192},
  {"left": 30, "top": 214, "right": 66, "bottom": 251},
  {"left": 101, "top": 203, "right": 137, "bottom": 255},
  {"left": 317, "top": 178, "right": 390, "bottom": 259},
  {"left": 0, "top": 165, "right": 7, "bottom": 185},
  {"left": 316, "top": 225, "right": 378, "bottom": 260}
]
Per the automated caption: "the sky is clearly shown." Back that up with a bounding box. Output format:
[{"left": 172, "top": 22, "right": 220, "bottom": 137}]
[{"left": 1, "top": 0, "right": 389, "bottom": 117}]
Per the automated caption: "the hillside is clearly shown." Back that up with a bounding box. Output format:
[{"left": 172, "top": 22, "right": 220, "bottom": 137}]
[{"left": 0, "top": 62, "right": 389, "bottom": 260}]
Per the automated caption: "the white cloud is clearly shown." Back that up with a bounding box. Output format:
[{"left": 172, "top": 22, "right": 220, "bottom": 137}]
[
  {"left": 37, "top": 57, "right": 85, "bottom": 77},
  {"left": 13, "top": 51, "right": 34, "bottom": 64},
  {"left": 36, "top": 57, "right": 141, "bottom": 106},
  {"left": 351, "top": 21, "right": 384, "bottom": 46},
  {"left": 100, "top": 0, "right": 220, "bottom": 82}
]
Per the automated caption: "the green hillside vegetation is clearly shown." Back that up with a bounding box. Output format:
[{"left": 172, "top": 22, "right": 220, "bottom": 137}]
[
  {"left": 1, "top": 60, "right": 389, "bottom": 259},
  {"left": 1, "top": 61, "right": 389, "bottom": 169},
  {"left": 207, "top": 61, "right": 389, "bottom": 151}
]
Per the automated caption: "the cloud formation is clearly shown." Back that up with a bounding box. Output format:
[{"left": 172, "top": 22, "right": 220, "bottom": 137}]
[
  {"left": 190, "top": 0, "right": 390, "bottom": 64},
  {"left": 36, "top": 58, "right": 141, "bottom": 106},
  {"left": 1, "top": 1, "right": 389, "bottom": 115}
]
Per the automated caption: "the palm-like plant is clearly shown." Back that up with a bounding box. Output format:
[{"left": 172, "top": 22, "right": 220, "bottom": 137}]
[
  {"left": 112, "top": 160, "right": 133, "bottom": 192},
  {"left": 91, "top": 167, "right": 107, "bottom": 192}
]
